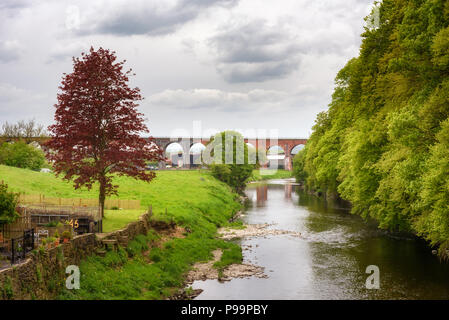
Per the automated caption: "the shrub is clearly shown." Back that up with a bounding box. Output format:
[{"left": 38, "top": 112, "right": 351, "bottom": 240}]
[
  {"left": 0, "top": 183, "right": 18, "bottom": 224},
  {"left": 0, "top": 141, "right": 46, "bottom": 171}
]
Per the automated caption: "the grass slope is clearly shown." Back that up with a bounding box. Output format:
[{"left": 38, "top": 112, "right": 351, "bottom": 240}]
[{"left": 0, "top": 165, "right": 239, "bottom": 232}]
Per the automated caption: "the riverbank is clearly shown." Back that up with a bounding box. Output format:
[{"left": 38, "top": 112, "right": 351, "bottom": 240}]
[{"left": 249, "top": 169, "right": 292, "bottom": 181}]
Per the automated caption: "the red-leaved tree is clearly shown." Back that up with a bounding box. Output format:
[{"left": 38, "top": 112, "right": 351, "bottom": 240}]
[{"left": 46, "top": 47, "right": 162, "bottom": 219}]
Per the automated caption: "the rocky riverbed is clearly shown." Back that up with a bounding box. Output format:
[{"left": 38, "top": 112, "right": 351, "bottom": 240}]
[{"left": 218, "top": 223, "right": 302, "bottom": 240}]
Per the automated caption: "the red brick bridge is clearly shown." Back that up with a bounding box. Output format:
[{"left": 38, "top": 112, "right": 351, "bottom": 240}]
[{"left": 152, "top": 137, "right": 307, "bottom": 170}]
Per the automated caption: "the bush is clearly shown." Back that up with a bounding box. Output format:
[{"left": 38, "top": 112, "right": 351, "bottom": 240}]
[
  {"left": 0, "top": 184, "right": 18, "bottom": 224},
  {"left": 0, "top": 141, "right": 46, "bottom": 171}
]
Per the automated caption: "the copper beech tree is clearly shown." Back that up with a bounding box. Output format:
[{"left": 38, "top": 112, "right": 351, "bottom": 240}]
[{"left": 46, "top": 47, "right": 162, "bottom": 219}]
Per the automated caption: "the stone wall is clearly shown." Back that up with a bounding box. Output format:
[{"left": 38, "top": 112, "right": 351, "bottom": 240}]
[
  {"left": 102, "top": 212, "right": 152, "bottom": 246},
  {"left": 0, "top": 212, "right": 155, "bottom": 300}
]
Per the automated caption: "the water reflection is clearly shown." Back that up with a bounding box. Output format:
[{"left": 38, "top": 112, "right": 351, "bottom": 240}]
[
  {"left": 193, "top": 180, "right": 449, "bottom": 300},
  {"left": 284, "top": 183, "right": 292, "bottom": 200},
  {"left": 255, "top": 185, "right": 267, "bottom": 206}
]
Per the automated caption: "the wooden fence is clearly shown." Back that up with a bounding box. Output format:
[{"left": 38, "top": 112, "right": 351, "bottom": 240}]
[
  {"left": 17, "top": 194, "right": 141, "bottom": 210},
  {"left": 1, "top": 207, "right": 31, "bottom": 240}
]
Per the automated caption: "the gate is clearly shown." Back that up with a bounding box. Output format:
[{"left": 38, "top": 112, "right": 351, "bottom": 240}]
[{"left": 10, "top": 228, "right": 35, "bottom": 264}]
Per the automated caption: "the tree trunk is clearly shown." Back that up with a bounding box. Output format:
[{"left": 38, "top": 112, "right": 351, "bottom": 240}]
[{"left": 99, "top": 177, "right": 106, "bottom": 219}]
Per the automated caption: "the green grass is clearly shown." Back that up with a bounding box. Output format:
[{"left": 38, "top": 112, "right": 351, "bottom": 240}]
[
  {"left": 250, "top": 169, "right": 293, "bottom": 181},
  {"left": 103, "top": 210, "right": 144, "bottom": 232},
  {"left": 58, "top": 234, "right": 242, "bottom": 300},
  {"left": 0, "top": 165, "right": 240, "bottom": 232},
  {"left": 213, "top": 246, "right": 243, "bottom": 271}
]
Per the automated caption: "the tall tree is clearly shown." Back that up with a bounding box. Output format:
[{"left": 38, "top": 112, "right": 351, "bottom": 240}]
[
  {"left": 205, "top": 131, "right": 255, "bottom": 194},
  {"left": 46, "top": 47, "right": 162, "bottom": 219}
]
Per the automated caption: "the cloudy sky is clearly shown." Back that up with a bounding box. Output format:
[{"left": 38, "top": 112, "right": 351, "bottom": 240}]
[{"left": 0, "top": 0, "right": 374, "bottom": 138}]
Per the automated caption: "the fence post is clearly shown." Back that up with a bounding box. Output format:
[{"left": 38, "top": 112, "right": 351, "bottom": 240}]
[
  {"left": 22, "top": 239, "right": 25, "bottom": 260},
  {"left": 31, "top": 228, "right": 35, "bottom": 250},
  {"left": 11, "top": 238, "right": 15, "bottom": 265}
]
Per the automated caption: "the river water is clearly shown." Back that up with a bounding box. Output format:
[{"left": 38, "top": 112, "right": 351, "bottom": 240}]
[{"left": 192, "top": 179, "right": 449, "bottom": 300}]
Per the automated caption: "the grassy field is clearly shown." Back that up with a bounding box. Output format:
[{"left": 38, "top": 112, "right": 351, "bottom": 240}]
[
  {"left": 250, "top": 169, "right": 293, "bottom": 181},
  {"left": 0, "top": 165, "right": 240, "bottom": 232},
  {"left": 0, "top": 164, "right": 244, "bottom": 299}
]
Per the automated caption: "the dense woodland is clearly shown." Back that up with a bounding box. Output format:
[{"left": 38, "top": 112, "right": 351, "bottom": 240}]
[{"left": 293, "top": 0, "right": 449, "bottom": 253}]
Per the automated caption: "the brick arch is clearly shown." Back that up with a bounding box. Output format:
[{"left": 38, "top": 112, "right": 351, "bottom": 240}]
[{"left": 290, "top": 143, "right": 306, "bottom": 155}]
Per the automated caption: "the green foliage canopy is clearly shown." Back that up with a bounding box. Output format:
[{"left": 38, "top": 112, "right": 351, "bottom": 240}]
[
  {"left": 293, "top": 0, "right": 449, "bottom": 252},
  {"left": 0, "top": 184, "right": 18, "bottom": 224},
  {"left": 0, "top": 141, "right": 45, "bottom": 171},
  {"left": 205, "top": 131, "right": 255, "bottom": 194}
]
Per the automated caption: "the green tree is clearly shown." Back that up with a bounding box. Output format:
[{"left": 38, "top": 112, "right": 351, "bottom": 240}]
[
  {"left": 292, "top": 149, "right": 307, "bottom": 183},
  {"left": 0, "top": 141, "right": 46, "bottom": 171},
  {"left": 414, "top": 119, "right": 449, "bottom": 250},
  {"left": 204, "top": 131, "right": 255, "bottom": 194},
  {"left": 0, "top": 184, "right": 18, "bottom": 224}
]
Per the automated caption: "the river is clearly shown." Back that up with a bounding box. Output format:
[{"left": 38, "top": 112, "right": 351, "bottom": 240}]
[{"left": 192, "top": 179, "right": 449, "bottom": 300}]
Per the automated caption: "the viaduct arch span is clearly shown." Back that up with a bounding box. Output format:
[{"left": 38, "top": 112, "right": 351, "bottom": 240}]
[{"left": 153, "top": 137, "right": 307, "bottom": 171}]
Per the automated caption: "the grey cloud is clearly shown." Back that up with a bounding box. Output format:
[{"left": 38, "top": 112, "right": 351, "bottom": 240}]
[
  {"left": 146, "top": 88, "right": 290, "bottom": 113},
  {"left": 0, "top": 0, "right": 30, "bottom": 10},
  {"left": 218, "top": 60, "right": 299, "bottom": 83},
  {"left": 209, "top": 19, "right": 302, "bottom": 83},
  {"left": 78, "top": 0, "right": 238, "bottom": 36}
]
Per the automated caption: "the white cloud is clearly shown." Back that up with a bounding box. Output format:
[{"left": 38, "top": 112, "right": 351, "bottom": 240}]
[
  {"left": 0, "top": 40, "right": 23, "bottom": 63},
  {"left": 0, "top": 82, "right": 52, "bottom": 124},
  {"left": 47, "top": 41, "right": 89, "bottom": 63},
  {"left": 147, "top": 88, "right": 290, "bottom": 112}
]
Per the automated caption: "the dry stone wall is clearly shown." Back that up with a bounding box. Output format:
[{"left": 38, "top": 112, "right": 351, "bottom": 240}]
[{"left": 0, "top": 212, "right": 154, "bottom": 300}]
